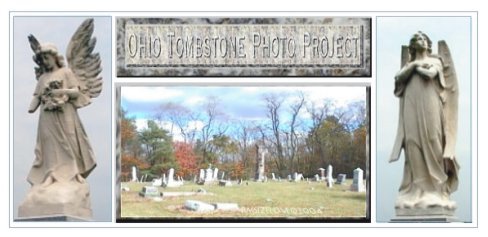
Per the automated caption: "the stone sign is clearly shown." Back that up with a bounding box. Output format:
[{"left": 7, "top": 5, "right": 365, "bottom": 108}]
[{"left": 117, "top": 17, "right": 371, "bottom": 76}]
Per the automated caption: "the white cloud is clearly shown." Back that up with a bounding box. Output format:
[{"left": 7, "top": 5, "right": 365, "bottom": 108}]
[
  {"left": 134, "top": 118, "right": 148, "bottom": 131},
  {"left": 122, "top": 87, "right": 183, "bottom": 102},
  {"left": 187, "top": 120, "right": 204, "bottom": 131},
  {"left": 183, "top": 95, "right": 206, "bottom": 107}
]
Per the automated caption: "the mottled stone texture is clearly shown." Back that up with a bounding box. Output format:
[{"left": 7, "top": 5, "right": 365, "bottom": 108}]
[{"left": 117, "top": 17, "right": 371, "bottom": 77}]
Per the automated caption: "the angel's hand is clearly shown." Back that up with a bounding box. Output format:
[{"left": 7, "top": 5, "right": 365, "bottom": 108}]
[
  {"left": 56, "top": 88, "right": 80, "bottom": 98},
  {"left": 28, "top": 96, "right": 40, "bottom": 113},
  {"left": 49, "top": 89, "right": 65, "bottom": 96},
  {"left": 410, "top": 60, "right": 425, "bottom": 67}
]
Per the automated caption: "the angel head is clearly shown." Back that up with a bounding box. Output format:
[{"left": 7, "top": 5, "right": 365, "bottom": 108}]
[
  {"left": 408, "top": 31, "right": 433, "bottom": 61},
  {"left": 37, "top": 43, "right": 65, "bottom": 70},
  {"left": 29, "top": 37, "right": 66, "bottom": 79},
  {"left": 28, "top": 18, "right": 103, "bottom": 108}
]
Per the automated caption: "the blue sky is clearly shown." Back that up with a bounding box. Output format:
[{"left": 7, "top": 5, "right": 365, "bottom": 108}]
[
  {"left": 12, "top": 16, "right": 112, "bottom": 221},
  {"left": 376, "top": 16, "right": 472, "bottom": 222},
  {"left": 121, "top": 86, "right": 366, "bottom": 140}
]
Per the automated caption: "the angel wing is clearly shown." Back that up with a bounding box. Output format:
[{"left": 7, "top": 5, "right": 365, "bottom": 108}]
[
  {"left": 66, "top": 18, "right": 103, "bottom": 108},
  {"left": 28, "top": 34, "right": 43, "bottom": 80},
  {"left": 389, "top": 45, "right": 409, "bottom": 162},
  {"left": 437, "top": 40, "right": 458, "bottom": 158}
]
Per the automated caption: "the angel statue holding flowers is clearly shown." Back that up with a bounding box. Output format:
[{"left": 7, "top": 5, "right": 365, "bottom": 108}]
[{"left": 18, "top": 18, "right": 103, "bottom": 220}]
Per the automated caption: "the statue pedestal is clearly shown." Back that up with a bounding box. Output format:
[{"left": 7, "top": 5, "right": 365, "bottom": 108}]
[
  {"left": 391, "top": 215, "right": 459, "bottom": 223},
  {"left": 391, "top": 206, "right": 459, "bottom": 223},
  {"left": 18, "top": 179, "right": 92, "bottom": 220},
  {"left": 15, "top": 215, "right": 89, "bottom": 222}
]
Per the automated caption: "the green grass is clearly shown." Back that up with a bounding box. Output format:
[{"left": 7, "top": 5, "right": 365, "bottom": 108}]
[{"left": 120, "top": 180, "right": 366, "bottom": 218}]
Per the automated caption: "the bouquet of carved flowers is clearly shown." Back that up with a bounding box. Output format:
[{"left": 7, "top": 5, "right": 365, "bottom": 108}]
[{"left": 41, "top": 80, "right": 69, "bottom": 111}]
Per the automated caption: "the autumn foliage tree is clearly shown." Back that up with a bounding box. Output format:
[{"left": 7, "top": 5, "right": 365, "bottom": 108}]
[
  {"left": 121, "top": 155, "right": 150, "bottom": 181},
  {"left": 173, "top": 141, "right": 198, "bottom": 179},
  {"left": 120, "top": 110, "right": 148, "bottom": 181}
]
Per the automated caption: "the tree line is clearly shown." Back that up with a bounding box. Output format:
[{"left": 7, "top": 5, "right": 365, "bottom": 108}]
[{"left": 120, "top": 91, "right": 367, "bottom": 181}]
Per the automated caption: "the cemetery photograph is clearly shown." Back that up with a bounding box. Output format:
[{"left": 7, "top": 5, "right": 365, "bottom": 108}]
[{"left": 117, "top": 86, "right": 369, "bottom": 221}]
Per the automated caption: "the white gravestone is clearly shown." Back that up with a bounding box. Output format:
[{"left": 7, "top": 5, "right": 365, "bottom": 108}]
[
  {"left": 351, "top": 168, "right": 365, "bottom": 192},
  {"left": 205, "top": 168, "right": 213, "bottom": 182},
  {"left": 327, "top": 165, "right": 334, "bottom": 188},
  {"left": 131, "top": 166, "right": 138, "bottom": 182},
  {"left": 199, "top": 169, "right": 205, "bottom": 182},
  {"left": 152, "top": 177, "right": 163, "bottom": 186},
  {"left": 184, "top": 200, "right": 215, "bottom": 212},
  {"left": 163, "top": 168, "right": 183, "bottom": 188},
  {"left": 213, "top": 168, "right": 219, "bottom": 180}
]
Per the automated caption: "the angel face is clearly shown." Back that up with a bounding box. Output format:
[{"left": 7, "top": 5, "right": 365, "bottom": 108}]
[
  {"left": 40, "top": 52, "right": 58, "bottom": 71},
  {"left": 413, "top": 34, "right": 428, "bottom": 50},
  {"left": 409, "top": 31, "right": 432, "bottom": 53}
]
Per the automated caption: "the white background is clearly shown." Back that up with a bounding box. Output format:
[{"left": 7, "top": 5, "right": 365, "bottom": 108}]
[{"left": 1, "top": 0, "right": 486, "bottom": 236}]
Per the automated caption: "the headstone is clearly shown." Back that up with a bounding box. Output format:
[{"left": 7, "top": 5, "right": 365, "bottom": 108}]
[
  {"left": 336, "top": 174, "right": 347, "bottom": 185},
  {"left": 271, "top": 173, "right": 276, "bottom": 181},
  {"left": 293, "top": 172, "right": 300, "bottom": 182},
  {"left": 327, "top": 165, "right": 333, "bottom": 181},
  {"left": 221, "top": 172, "right": 225, "bottom": 180},
  {"left": 152, "top": 177, "right": 163, "bottom": 186},
  {"left": 168, "top": 168, "right": 175, "bottom": 183},
  {"left": 219, "top": 180, "right": 232, "bottom": 187},
  {"left": 184, "top": 200, "right": 215, "bottom": 212},
  {"left": 197, "top": 166, "right": 216, "bottom": 185},
  {"left": 199, "top": 169, "right": 205, "bottom": 182},
  {"left": 121, "top": 186, "right": 130, "bottom": 192},
  {"left": 318, "top": 168, "right": 326, "bottom": 181},
  {"left": 213, "top": 168, "right": 219, "bottom": 180},
  {"left": 278, "top": 177, "right": 282, "bottom": 182},
  {"left": 287, "top": 174, "right": 292, "bottom": 181},
  {"left": 351, "top": 168, "right": 365, "bottom": 192},
  {"left": 163, "top": 168, "right": 183, "bottom": 188},
  {"left": 131, "top": 166, "right": 138, "bottom": 182},
  {"left": 314, "top": 174, "right": 320, "bottom": 182},
  {"left": 255, "top": 145, "right": 265, "bottom": 181},
  {"left": 214, "top": 203, "right": 239, "bottom": 211},
  {"left": 205, "top": 167, "right": 213, "bottom": 182},
  {"left": 139, "top": 186, "right": 160, "bottom": 198}
]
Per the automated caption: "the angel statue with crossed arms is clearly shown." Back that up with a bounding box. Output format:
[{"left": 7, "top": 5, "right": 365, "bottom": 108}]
[
  {"left": 18, "top": 19, "right": 102, "bottom": 220},
  {"left": 390, "top": 31, "right": 459, "bottom": 219}
]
